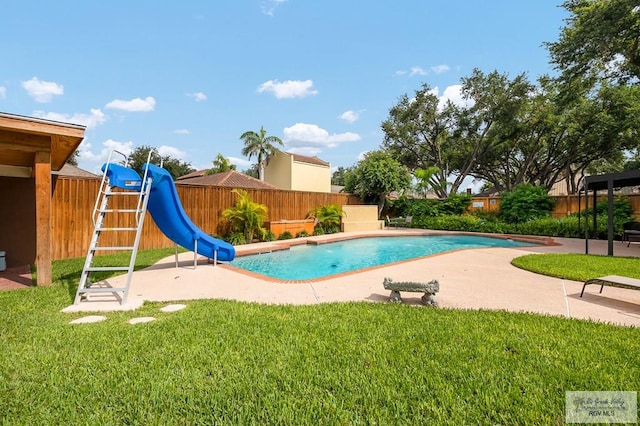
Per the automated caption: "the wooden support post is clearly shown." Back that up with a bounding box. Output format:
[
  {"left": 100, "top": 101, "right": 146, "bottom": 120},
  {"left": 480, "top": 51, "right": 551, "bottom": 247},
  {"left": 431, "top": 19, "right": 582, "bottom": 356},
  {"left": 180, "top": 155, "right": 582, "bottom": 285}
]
[{"left": 34, "top": 150, "right": 52, "bottom": 285}]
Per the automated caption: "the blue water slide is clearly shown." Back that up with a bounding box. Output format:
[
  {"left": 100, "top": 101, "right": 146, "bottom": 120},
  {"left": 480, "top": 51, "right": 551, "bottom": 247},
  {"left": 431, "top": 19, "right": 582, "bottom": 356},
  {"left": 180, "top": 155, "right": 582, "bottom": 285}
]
[{"left": 102, "top": 162, "right": 235, "bottom": 262}]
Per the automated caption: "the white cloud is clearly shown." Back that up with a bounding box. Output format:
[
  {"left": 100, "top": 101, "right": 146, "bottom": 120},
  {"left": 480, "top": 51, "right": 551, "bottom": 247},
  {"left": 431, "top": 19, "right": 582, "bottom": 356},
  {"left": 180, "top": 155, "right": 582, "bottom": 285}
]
[
  {"left": 21, "top": 77, "right": 64, "bottom": 103},
  {"left": 356, "top": 151, "right": 370, "bottom": 162},
  {"left": 409, "top": 66, "right": 427, "bottom": 76},
  {"left": 228, "top": 156, "right": 251, "bottom": 169},
  {"left": 77, "top": 138, "right": 135, "bottom": 173},
  {"left": 430, "top": 64, "right": 450, "bottom": 74},
  {"left": 173, "top": 129, "right": 191, "bottom": 134},
  {"left": 257, "top": 79, "right": 318, "bottom": 99},
  {"left": 158, "top": 145, "right": 186, "bottom": 160},
  {"left": 395, "top": 64, "right": 450, "bottom": 77},
  {"left": 283, "top": 123, "right": 361, "bottom": 149},
  {"left": 261, "top": 0, "right": 287, "bottom": 16},
  {"left": 423, "top": 85, "right": 474, "bottom": 110},
  {"left": 439, "top": 84, "right": 474, "bottom": 109},
  {"left": 0, "top": 86, "right": 5, "bottom": 99},
  {"left": 286, "top": 146, "right": 323, "bottom": 157},
  {"left": 427, "top": 86, "right": 440, "bottom": 97},
  {"left": 105, "top": 96, "right": 156, "bottom": 112},
  {"left": 338, "top": 110, "right": 364, "bottom": 123},
  {"left": 32, "top": 108, "right": 107, "bottom": 130},
  {"left": 186, "top": 92, "right": 207, "bottom": 102}
]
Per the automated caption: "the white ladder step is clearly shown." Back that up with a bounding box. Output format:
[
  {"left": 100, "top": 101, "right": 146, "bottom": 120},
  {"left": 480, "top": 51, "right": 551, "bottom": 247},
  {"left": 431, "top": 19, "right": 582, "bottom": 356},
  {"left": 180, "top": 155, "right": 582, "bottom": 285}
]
[
  {"left": 96, "top": 227, "right": 139, "bottom": 231},
  {"left": 103, "top": 190, "right": 144, "bottom": 196},
  {"left": 91, "top": 246, "right": 136, "bottom": 251},
  {"left": 85, "top": 266, "right": 131, "bottom": 272},
  {"left": 98, "top": 209, "right": 144, "bottom": 213},
  {"left": 80, "top": 286, "right": 127, "bottom": 293}
]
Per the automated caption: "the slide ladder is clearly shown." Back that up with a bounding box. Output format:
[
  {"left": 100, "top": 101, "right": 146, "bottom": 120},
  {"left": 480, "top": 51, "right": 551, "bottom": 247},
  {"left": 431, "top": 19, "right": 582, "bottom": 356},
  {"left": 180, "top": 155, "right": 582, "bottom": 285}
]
[{"left": 74, "top": 151, "right": 153, "bottom": 305}]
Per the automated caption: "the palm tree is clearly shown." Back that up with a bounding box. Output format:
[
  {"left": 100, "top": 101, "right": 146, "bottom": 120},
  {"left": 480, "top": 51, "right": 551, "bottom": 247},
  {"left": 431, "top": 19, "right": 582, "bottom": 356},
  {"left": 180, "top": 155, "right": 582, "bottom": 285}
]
[
  {"left": 239, "top": 126, "right": 283, "bottom": 181},
  {"left": 222, "top": 189, "right": 268, "bottom": 242},
  {"left": 307, "top": 204, "right": 345, "bottom": 234}
]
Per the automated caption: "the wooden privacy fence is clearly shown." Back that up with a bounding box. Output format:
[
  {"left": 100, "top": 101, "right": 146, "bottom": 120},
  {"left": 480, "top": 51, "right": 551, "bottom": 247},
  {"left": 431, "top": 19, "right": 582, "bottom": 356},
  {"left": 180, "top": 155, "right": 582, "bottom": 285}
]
[
  {"left": 470, "top": 194, "right": 640, "bottom": 218},
  {"left": 52, "top": 177, "right": 360, "bottom": 260}
]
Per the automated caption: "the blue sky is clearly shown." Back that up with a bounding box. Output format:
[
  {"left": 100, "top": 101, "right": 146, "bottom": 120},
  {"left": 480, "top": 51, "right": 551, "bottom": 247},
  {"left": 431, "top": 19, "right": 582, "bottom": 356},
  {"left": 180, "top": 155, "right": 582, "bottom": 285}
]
[{"left": 1, "top": 1, "right": 568, "bottom": 176}]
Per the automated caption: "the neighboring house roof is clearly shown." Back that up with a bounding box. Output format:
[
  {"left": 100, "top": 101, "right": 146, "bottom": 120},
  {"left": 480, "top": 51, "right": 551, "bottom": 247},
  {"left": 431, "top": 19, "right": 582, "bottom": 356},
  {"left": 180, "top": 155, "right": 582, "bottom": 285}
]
[
  {"left": 176, "top": 169, "right": 207, "bottom": 180},
  {"left": 175, "top": 170, "right": 277, "bottom": 190},
  {"left": 53, "top": 163, "right": 99, "bottom": 178},
  {"left": 288, "top": 152, "right": 330, "bottom": 167},
  {"left": 474, "top": 187, "right": 501, "bottom": 197},
  {"left": 331, "top": 185, "right": 345, "bottom": 193}
]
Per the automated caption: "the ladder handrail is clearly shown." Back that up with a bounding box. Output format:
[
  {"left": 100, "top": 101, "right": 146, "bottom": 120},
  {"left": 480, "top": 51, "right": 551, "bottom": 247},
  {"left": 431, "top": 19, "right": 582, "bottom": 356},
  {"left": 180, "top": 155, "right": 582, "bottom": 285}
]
[
  {"left": 92, "top": 150, "right": 129, "bottom": 226},
  {"left": 136, "top": 150, "right": 162, "bottom": 224}
]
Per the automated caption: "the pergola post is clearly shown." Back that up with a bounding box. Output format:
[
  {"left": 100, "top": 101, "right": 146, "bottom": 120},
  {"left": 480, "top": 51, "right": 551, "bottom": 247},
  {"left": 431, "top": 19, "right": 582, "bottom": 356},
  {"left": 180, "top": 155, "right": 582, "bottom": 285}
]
[
  {"left": 34, "top": 150, "right": 52, "bottom": 285},
  {"left": 607, "top": 179, "right": 614, "bottom": 256},
  {"left": 583, "top": 183, "right": 589, "bottom": 254}
]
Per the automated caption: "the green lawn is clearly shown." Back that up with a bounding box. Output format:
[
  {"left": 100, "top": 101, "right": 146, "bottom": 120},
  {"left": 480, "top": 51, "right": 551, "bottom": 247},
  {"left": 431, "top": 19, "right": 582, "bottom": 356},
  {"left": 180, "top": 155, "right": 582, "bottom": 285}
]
[
  {"left": 1, "top": 249, "right": 638, "bottom": 424},
  {"left": 511, "top": 253, "right": 640, "bottom": 282}
]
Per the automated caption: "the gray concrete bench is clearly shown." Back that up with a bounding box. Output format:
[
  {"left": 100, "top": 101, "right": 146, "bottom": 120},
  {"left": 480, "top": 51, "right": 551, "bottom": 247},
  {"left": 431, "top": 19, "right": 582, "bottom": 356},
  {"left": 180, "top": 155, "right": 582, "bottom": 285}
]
[
  {"left": 383, "top": 277, "right": 439, "bottom": 306},
  {"left": 581, "top": 275, "right": 640, "bottom": 297}
]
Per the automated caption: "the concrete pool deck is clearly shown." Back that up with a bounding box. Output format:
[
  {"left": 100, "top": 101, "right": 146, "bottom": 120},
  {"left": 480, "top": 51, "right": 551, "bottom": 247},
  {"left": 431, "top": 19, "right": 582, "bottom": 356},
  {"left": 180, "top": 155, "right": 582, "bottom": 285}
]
[{"left": 62, "top": 230, "right": 640, "bottom": 327}]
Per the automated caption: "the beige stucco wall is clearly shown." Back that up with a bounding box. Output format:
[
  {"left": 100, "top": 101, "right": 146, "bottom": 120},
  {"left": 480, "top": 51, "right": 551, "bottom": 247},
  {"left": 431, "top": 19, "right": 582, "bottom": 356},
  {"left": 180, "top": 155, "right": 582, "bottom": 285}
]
[
  {"left": 291, "top": 160, "right": 331, "bottom": 193},
  {"left": 341, "top": 205, "right": 384, "bottom": 232},
  {"left": 265, "top": 151, "right": 331, "bottom": 193},
  {"left": 264, "top": 151, "right": 292, "bottom": 190}
]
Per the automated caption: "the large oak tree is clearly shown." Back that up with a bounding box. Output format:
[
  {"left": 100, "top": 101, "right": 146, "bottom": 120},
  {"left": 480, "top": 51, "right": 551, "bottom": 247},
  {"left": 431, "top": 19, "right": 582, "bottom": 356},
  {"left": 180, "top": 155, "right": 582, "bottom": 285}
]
[{"left": 546, "top": 0, "right": 640, "bottom": 89}]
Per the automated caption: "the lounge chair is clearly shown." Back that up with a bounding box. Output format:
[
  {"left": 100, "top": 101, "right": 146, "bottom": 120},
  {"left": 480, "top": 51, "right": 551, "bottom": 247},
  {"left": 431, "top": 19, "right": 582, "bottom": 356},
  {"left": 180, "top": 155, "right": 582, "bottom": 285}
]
[
  {"left": 403, "top": 216, "right": 413, "bottom": 227},
  {"left": 386, "top": 215, "right": 404, "bottom": 229},
  {"left": 580, "top": 275, "right": 640, "bottom": 297},
  {"left": 622, "top": 221, "right": 640, "bottom": 246}
]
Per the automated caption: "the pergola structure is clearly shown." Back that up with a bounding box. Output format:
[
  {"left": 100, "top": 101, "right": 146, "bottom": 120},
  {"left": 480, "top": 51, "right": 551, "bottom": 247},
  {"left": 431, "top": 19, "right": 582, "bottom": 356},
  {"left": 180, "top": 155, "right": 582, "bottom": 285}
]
[
  {"left": 0, "top": 112, "right": 85, "bottom": 285},
  {"left": 582, "top": 169, "right": 640, "bottom": 256}
]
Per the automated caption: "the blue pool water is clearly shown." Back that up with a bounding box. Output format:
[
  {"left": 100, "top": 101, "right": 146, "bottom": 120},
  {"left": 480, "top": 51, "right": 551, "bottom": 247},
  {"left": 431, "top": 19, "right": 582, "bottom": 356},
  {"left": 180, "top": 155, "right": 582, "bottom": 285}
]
[{"left": 229, "top": 235, "right": 533, "bottom": 281}]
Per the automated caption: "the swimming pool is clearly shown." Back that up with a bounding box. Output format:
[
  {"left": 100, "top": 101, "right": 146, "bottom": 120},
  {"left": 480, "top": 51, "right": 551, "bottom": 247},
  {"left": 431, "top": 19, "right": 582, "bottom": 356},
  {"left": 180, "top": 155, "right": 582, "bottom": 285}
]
[{"left": 229, "top": 235, "right": 533, "bottom": 281}]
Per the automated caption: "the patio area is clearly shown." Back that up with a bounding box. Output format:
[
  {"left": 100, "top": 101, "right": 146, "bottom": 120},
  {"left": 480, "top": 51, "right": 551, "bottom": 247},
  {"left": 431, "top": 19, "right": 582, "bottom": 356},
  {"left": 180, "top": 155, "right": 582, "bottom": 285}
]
[
  {"left": 59, "top": 230, "right": 640, "bottom": 327},
  {"left": 0, "top": 265, "right": 33, "bottom": 290}
]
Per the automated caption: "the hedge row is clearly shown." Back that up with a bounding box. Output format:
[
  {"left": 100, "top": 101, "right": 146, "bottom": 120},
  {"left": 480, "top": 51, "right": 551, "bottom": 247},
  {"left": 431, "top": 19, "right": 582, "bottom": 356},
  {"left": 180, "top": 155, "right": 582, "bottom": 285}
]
[{"left": 411, "top": 214, "right": 623, "bottom": 240}]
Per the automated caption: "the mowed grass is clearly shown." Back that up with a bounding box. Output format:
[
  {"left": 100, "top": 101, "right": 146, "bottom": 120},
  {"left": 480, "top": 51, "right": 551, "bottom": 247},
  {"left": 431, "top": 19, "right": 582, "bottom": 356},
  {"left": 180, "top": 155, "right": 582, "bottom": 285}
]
[
  {"left": 511, "top": 253, "right": 640, "bottom": 282},
  {"left": 1, "top": 250, "right": 639, "bottom": 424}
]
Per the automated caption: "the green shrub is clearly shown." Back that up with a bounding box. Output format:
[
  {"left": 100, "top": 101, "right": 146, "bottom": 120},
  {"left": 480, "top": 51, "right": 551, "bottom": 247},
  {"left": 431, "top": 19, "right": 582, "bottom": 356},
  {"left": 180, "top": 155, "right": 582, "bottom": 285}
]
[
  {"left": 278, "top": 231, "right": 293, "bottom": 240},
  {"left": 466, "top": 209, "right": 501, "bottom": 222},
  {"left": 296, "top": 230, "right": 309, "bottom": 238},
  {"left": 312, "top": 226, "right": 325, "bottom": 236},
  {"left": 224, "top": 231, "right": 246, "bottom": 245},
  {"left": 390, "top": 197, "right": 438, "bottom": 218},
  {"left": 307, "top": 204, "right": 344, "bottom": 234},
  {"left": 413, "top": 213, "right": 619, "bottom": 239},
  {"left": 415, "top": 215, "right": 485, "bottom": 232},
  {"left": 499, "top": 184, "right": 555, "bottom": 224},
  {"left": 222, "top": 189, "right": 268, "bottom": 242},
  {"left": 324, "top": 224, "right": 341, "bottom": 234},
  {"left": 415, "top": 214, "right": 513, "bottom": 234},
  {"left": 578, "top": 196, "right": 633, "bottom": 218},
  {"left": 438, "top": 193, "right": 473, "bottom": 215},
  {"left": 389, "top": 194, "right": 472, "bottom": 218},
  {"left": 262, "top": 230, "right": 276, "bottom": 242},
  {"left": 514, "top": 216, "right": 584, "bottom": 238}
]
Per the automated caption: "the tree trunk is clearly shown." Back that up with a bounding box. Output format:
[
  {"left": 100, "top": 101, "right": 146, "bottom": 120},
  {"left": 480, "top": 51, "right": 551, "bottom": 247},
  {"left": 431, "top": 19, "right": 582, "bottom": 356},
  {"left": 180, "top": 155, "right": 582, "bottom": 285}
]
[{"left": 378, "top": 193, "right": 386, "bottom": 219}]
